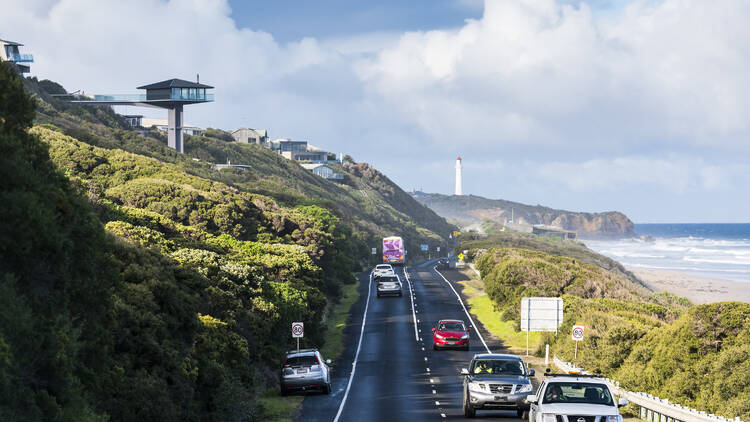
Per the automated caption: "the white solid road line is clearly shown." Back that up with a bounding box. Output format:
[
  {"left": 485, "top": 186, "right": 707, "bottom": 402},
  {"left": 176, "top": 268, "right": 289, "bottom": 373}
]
[
  {"left": 433, "top": 267, "right": 492, "bottom": 354},
  {"left": 404, "top": 267, "right": 419, "bottom": 341},
  {"left": 333, "top": 272, "right": 373, "bottom": 422}
]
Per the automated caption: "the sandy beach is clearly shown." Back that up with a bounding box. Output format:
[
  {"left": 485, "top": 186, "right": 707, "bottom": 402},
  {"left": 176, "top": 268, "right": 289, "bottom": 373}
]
[{"left": 631, "top": 268, "right": 750, "bottom": 304}]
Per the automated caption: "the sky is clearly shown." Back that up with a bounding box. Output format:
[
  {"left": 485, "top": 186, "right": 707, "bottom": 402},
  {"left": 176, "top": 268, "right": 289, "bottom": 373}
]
[{"left": 2, "top": 0, "right": 750, "bottom": 223}]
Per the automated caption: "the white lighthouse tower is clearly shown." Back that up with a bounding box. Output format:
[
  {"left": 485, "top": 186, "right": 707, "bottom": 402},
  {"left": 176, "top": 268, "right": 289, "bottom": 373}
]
[{"left": 455, "top": 156, "right": 463, "bottom": 196}]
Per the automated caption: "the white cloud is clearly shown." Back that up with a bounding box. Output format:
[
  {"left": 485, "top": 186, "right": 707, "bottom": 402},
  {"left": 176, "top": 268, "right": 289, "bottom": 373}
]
[{"left": 2, "top": 0, "right": 750, "bottom": 220}]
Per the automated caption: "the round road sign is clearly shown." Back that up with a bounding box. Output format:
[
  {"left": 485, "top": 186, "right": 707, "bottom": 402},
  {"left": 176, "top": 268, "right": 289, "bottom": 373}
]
[
  {"left": 292, "top": 322, "right": 304, "bottom": 338},
  {"left": 571, "top": 325, "right": 584, "bottom": 341}
]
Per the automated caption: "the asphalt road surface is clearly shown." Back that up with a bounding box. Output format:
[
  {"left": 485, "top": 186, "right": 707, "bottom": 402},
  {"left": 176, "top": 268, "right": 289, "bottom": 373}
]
[{"left": 298, "top": 260, "right": 528, "bottom": 422}]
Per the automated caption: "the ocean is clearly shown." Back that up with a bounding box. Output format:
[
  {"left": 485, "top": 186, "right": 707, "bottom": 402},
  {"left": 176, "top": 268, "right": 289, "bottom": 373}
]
[{"left": 584, "top": 223, "right": 750, "bottom": 282}]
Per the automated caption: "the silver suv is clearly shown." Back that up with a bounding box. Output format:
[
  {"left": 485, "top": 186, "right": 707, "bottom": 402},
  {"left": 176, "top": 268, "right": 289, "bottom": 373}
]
[
  {"left": 461, "top": 354, "right": 535, "bottom": 418},
  {"left": 527, "top": 374, "right": 628, "bottom": 422},
  {"left": 376, "top": 274, "right": 403, "bottom": 297},
  {"left": 280, "top": 349, "right": 332, "bottom": 395}
]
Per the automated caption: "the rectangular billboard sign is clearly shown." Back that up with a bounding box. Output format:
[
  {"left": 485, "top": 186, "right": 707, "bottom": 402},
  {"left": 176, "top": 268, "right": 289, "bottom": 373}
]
[
  {"left": 420, "top": 244, "right": 428, "bottom": 251},
  {"left": 520, "top": 297, "right": 564, "bottom": 332}
]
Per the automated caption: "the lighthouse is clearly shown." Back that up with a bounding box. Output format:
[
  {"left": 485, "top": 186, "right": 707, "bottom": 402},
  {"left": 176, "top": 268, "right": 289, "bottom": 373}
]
[{"left": 455, "top": 156, "right": 463, "bottom": 196}]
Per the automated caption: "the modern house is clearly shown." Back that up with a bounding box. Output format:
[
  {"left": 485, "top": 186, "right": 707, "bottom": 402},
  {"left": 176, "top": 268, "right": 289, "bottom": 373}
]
[
  {"left": 0, "top": 39, "right": 33, "bottom": 74},
  {"left": 269, "top": 139, "right": 329, "bottom": 162},
  {"left": 141, "top": 117, "right": 204, "bottom": 136},
  {"left": 122, "top": 115, "right": 143, "bottom": 127},
  {"left": 232, "top": 127, "right": 268, "bottom": 144},
  {"left": 300, "top": 163, "right": 343, "bottom": 180},
  {"left": 71, "top": 78, "right": 214, "bottom": 153}
]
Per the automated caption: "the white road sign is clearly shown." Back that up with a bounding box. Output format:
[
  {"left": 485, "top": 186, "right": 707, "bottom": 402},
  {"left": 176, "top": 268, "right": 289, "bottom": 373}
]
[
  {"left": 292, "top": 322, "right": 304, "bottom": 338},
  {"left": 520, "top": 297, "right": 564, "bottom": 332},
  {"left": 436, "top": 247, "right": 440, "bottom": 252},
  {"left": 371, "top": 248, "right": 377, "bottom": 255},
  {"left": 572, "top": 325, "right": 585, "bottom": 341}
]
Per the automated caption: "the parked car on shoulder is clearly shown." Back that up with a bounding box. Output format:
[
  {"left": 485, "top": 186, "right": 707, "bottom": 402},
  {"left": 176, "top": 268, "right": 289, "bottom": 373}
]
[
  {"left": 436, "top": 258, "right": 449, "bottom": 270},
  {"left": 376, "top": 274, "right": 403, "bottom": 297},
  {"left": 461, "top": 354, "right": 535, "bottom": 418},
  {"left": 527, "top": 373, "right": 627, "bottom": 422},
  {"left": 373, "top": 264, "right": 395, "bottom": 279},
  {"left": 280, "top": 349, "right": 332, "bottom": 395},
  {"left": 432, "top": 319, "right": 470, "bottom": 350}
]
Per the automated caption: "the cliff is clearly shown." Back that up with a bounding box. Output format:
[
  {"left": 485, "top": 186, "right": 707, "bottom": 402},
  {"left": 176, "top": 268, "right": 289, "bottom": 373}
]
[{"left": 412, "top": 192, "right": 634, "bottom": 238}]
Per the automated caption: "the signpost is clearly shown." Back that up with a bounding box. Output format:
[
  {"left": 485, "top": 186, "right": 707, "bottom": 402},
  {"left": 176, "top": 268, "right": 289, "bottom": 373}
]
[
  {"left": 520, "top": 297, "right": 564, "bottom": 356},
  {"left": 292, "top": 322, "right": 304, "bottom": 352},
  {"left": 571, "top": 325, "right": 584, "bottom": 361}
]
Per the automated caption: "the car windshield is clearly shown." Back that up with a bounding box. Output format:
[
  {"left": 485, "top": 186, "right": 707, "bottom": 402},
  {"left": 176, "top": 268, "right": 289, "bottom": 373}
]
[
  {"left": 378, "top": 276, "right": 398, "bottom": 282},
  {"left": 470, "top": 359, "right": 525, "bottom": 375},
  {"left": 542, "top": 382, "right": 613, "bottom": 405},
  {"left": 438, "top": 322, "right": 465, "bottom": 331},
  {"left": 376, "top": 265, "right": 391, "bottom": 270},
  {"left": 285, "top": 355, "right": 318, "bottom": 367}
]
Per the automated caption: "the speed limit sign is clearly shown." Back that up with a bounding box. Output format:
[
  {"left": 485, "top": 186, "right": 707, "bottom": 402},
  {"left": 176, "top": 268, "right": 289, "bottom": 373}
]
[
  {"left": 571, "top": 325, "right": 584, "bottom": 341},
  {"left": 292, "top": 322, "right": 304, "bottom": 338}
]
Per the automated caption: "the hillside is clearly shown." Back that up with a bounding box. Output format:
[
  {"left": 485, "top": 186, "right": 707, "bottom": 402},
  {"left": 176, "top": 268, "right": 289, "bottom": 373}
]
[
  {"left": 413, "top": 192, "right": 634, "bottom": 237},
  {"left": 26, "top": 77, "right": 454, "bottom": 260},
  {"left": 463, "top": 234, "right": 750, "bottom": 419},
  {"left": 0, "top": 65, "right": 454, "bottom": 422}
]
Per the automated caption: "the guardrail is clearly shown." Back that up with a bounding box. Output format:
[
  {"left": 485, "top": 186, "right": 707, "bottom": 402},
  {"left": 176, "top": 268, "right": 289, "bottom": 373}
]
[{"left": 553, "top": 356, "right": 743, "bottom": 422}]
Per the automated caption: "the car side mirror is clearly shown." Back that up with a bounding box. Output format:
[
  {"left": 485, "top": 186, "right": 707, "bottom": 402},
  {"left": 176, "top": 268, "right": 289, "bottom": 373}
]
[
  {"left": 461, "top": 368, "right": 469, "bottom": 375},
  {"left": 325, "top": 359, "right": 332, "bottom": 365},
  {"left": 528, "top": 369, "right": 535, "bottom": 377},
  {"left": 466, "top": 327, "right": 471, "bottom": 332},
  {"left": 618, "top": 398, "right": 628, "bottom": 408},
  {"left": 432, "top": 328, "right": 436, "bottom": 332},
  {"left": 526, "top": 395, "right": 538, "bottom": 404}
]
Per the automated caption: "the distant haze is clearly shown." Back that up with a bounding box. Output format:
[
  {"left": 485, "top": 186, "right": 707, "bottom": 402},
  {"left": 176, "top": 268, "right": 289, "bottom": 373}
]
[{"left": 5, "top": 0, "right": 750, "bottom": 222}]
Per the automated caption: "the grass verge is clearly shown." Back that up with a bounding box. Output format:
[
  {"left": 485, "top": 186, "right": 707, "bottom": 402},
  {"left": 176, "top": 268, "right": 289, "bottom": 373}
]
[
  {"left": 320, "top": 278, "right": 361, "bottom": 361},
  {"left": 456, "top": 270, "right": 544, "bottom": 353},
  {"left": 258, "top": 391, "right": 304, "bottom": 422}
]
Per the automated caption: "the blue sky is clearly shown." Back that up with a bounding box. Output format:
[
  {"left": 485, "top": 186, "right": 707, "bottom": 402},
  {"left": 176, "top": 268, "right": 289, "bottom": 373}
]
[{"left": 4, "top": 0, "right": 750, "bottom": 223}]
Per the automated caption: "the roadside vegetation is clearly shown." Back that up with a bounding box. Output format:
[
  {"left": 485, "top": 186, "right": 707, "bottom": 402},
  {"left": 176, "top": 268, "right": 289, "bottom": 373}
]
[
  {"left": 459, "top": 231, "right": 750, "bottom": 420},
  {"left": 0, "top": 62, "right": 452, "bottom": 421}
]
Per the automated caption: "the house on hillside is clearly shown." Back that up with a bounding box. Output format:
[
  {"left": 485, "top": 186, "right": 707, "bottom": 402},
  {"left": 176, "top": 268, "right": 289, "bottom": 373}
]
[
  {"left": 122, "top": 115, "right": 143, "bottom": 127},
  {"left": 0, "top": 39, "right": 33, "bottom": 74},
  {"left": 300, "top": 163, "right": 343, "bottom": 180},
  {"left": 232, "top": 127, "right": 268, "bottom": 144},
  {"left": 141, "top": 117, "right": 204, "bottom": 136},
  {"left": 269, "top": 139, "right": 329, "bottom": 162}
]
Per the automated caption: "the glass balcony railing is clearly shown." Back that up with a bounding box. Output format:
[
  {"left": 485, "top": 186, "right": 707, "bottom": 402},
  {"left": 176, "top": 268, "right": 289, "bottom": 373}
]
[
  {"left": 91, "top": 93, "right": 214, "bottom": 103},
  {"left": 10, "top": 53, "right": 34, "bottom": 63}
]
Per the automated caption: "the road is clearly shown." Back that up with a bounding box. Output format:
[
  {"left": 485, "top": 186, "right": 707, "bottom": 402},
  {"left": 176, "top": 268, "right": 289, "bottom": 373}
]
[{"left": 299, "top": 260, "right": 528, "bottom": 421}]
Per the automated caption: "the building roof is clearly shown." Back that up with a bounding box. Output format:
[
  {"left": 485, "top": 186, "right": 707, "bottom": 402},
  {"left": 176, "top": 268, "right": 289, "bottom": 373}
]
[
  {"left": 300, "top": 163, "right": 332, "bottom": 170},
  {"left": 0, "top": 39, "right": 23, "bottom": 46},
  {"left": 137, "top": 78, "right": 213, "bottom": 90}
]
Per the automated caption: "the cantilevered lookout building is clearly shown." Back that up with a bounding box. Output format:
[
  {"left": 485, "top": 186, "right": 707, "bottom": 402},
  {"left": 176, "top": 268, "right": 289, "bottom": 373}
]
[{"left": 71, "top": 78, "right": 214, "bottom": 153}]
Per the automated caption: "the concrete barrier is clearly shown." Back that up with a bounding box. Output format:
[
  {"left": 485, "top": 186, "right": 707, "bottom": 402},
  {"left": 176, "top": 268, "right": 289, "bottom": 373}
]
[{"left": 552, "top": 356, "right": 743, "bottom": 422}]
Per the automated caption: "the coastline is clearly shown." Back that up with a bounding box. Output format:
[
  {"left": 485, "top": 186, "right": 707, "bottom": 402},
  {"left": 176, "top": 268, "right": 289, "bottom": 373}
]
[{"left": 631, "top": 268, "right": 750, "bottom": 304}]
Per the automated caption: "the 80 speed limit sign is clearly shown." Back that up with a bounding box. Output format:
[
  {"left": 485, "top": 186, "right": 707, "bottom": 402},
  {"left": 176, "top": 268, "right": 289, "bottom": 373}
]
[
  {"left": 571, "top": 325, "right": 584, "bottom": 341},
  {"left": 292, "top": 322, "right": 304, "bottom": 338}
]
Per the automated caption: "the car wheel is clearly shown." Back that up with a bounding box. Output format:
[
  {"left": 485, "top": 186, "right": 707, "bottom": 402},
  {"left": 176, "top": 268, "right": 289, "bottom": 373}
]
[
  {"left": 463, "top": 344, "right": 470, "bottom": 351},
  {"left": 518, "top": 409, "right": 528, "bottom": 420},
  {"left": 377, "top": 292, "right": 381, "bottom": 297},
  {"left": 463, "top": 393, "right": 476, "bottom": 418},
  {"left": 324, "top": 382, "right": 331, "bottom": 395},
  {"left": 280, "top": 386, "right": 288, "bottom": 396},
  {"left": 433, "top": 344, "right": 438, "bottom": 350}
]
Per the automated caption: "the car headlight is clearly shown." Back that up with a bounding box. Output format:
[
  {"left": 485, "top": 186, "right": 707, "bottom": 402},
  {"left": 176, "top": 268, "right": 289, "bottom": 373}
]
[
  {"left": 468, "top": 382, "right": 487, "bottom": 393},
  {"left": 461, "top": 334, "right": 469, "bottom": 339},
  {"left": 516, "top": 383, "right": 532, "bottom": 393},
  {"left": 542, "top": 413, "right": 556, "bottom": 422},
  {"left": 435, "top": 333, "right": 443, "bottom": 339}
]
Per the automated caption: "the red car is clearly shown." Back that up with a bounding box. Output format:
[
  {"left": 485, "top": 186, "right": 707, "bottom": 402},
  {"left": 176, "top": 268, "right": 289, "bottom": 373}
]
[{"left": 432, "top": 319, "right": 470, "bottom": 350}]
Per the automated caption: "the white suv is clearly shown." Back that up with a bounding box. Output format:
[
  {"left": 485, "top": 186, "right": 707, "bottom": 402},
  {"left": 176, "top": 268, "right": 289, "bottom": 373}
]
[
  {"left": 373, "top": 264, "right": 395, "bottom": 278},
  {"left": 527, "top": 375, "right": 628, "bottom": 422}
]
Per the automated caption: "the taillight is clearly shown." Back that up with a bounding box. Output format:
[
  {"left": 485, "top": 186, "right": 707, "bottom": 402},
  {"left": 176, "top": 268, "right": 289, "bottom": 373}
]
[{"left": 282, "top": 356, "right": 289, "bottom": 368}]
